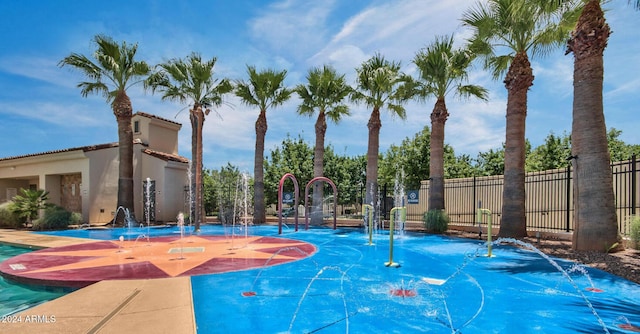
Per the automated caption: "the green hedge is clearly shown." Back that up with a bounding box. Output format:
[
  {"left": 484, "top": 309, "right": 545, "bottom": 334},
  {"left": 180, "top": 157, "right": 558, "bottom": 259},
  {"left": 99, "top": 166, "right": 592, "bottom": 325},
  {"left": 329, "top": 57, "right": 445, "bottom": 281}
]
[
  {"left": 32, "top": 206, "right": 81, "bottom": 231},
  {"left": 423, "top": 209, "right": 449, "bottom": 234},
  {"left": 0, "top": 202, "right": 23, "bottom": 228},
  {"left": 630, "top": 216, "right": 640, "bottom": 250}
]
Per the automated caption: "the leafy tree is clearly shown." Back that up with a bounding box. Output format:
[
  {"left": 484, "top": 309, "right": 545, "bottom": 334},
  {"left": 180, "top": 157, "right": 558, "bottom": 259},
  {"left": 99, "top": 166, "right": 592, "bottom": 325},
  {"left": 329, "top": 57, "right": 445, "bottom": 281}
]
[
  {"left": 379, "top": 145, "right": 404, "bottom": 190},
  {"left": 324, "top": 149, "right": 365, "bottom": 207},
  {"left": 477, "top": 129, "right": 637, "bottom": 176},
  {"left": 295, "top": 65, "right": 351, "bottom": 224},
  {"left": 59, "top": 35, "right": 150, "bottom": 220},
  {"left": 264, "top": 134, "right": 314, "bottom": 207},
  {"left": 386, "top": 126, "right": 432, "bottom": 190},
  {"left": 146, "top": 52, "right": 232, "bottom": 231},
  {"left": 526, "top": 131, "right": 571, "bottom": 172},
  {"left": 607, "top": 128, "right": 640, "bottom": 162},
  {"left": 380, "top": 125, "right": 472, "bottom": 194},
  {"left": 351, "top": 53, "right": 414, "bottom": 218},
  {"left": 202, "top": 165, "right": 241, "bottom": 216},
  {"left": 413, "top": 34, "right": 488, "bottom": 212},
  {"left": 445, "top": 151, "right": 476, "bottom": 179},
  {"left": 475, "top": 147, "right": 505, "bottom": 176},
  {"left": 235, "top": 66, "right": 293, "bottom": 224},
  {"left": 463, "top": 0, "right": 581, "bottom": 237},
  {"left": 9, "top": 189, "right": 51, "bottom": 226},
  {"left": 263, "top": 136, "right": 366, "bottom": 213},
  {"left": 203, "top": 164, "right": 249, "bottom": 224}
]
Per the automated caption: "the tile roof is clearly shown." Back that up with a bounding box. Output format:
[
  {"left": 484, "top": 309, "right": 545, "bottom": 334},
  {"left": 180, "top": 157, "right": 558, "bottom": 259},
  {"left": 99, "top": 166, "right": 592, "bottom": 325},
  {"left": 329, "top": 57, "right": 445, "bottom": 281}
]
[
  {"left": 0, "top": 143, "right": 118, "bottom": 162},
  {"left": 142, "top": 148, "right": 190, "bottom": 163},
  {"left": 0, "top": 142, "right": 189, "bottom": 164},
  {"left": 1, "top": 112, "right": 185, "bottom": 163},
  {"left": 134, "top": 111, "right": 181, "bottom": 126}
]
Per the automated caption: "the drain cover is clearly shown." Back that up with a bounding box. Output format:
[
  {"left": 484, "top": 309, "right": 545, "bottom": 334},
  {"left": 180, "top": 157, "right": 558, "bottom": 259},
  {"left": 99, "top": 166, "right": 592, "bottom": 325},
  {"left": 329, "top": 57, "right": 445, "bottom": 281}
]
[{"left": 168, "top": 247, "right": 204, "bottom": 254}]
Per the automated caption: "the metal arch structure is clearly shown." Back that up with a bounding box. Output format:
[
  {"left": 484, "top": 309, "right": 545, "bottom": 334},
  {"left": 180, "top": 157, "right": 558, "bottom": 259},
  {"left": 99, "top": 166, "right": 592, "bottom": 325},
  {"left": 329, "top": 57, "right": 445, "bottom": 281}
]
[
  {"left": 304, "top": 177, "right": 338, "bottom": 230},
  {"left": 278, "top": 173, "right": 299, "bottom": 234}
]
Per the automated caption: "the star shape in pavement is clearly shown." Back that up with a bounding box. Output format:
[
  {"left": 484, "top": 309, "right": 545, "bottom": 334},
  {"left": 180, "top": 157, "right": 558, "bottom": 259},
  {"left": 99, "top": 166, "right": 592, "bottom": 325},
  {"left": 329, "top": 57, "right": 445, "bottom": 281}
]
[{"left": 18, "top": 235, "right": 315, "bottom": 278}]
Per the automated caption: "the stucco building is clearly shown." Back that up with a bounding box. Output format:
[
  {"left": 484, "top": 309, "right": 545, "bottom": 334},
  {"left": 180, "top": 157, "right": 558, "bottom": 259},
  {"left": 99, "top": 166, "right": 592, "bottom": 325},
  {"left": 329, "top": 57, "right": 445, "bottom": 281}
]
[{"left": 0, "top": 112, "right": 189, "bottom": 224}]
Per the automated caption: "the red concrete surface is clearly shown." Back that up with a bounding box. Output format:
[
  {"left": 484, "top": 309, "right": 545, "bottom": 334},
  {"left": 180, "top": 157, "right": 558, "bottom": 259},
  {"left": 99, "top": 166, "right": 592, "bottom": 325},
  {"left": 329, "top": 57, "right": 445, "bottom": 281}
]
[{"left": 0, "top": 235, "right": 316, "bottom": 288}]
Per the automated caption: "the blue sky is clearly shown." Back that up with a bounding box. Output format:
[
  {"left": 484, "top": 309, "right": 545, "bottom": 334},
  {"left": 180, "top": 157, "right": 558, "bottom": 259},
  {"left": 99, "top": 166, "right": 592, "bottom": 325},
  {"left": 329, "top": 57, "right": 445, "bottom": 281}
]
[{"left": 1, "top": 0, "right": 638, "bottom": 173}]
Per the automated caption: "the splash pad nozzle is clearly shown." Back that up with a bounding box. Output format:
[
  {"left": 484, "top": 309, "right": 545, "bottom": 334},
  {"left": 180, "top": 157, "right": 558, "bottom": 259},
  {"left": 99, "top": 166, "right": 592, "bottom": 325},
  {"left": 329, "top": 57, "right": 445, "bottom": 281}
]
[
  {"left": 476, "top": 208, "right": 493, "bottom": 257},
  {"left": 384, "top": 206, "right": 406, "bottom": 267}
]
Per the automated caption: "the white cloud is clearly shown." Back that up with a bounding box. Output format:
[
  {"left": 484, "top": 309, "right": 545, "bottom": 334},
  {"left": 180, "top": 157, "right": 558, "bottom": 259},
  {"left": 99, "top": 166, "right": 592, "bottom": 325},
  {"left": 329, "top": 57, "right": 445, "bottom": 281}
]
[
  {"left": 248, "top": 0, "right": 337, "bottom": 59},
  {"left": 530, "top": 55, "right": 573, "bottom": 99},
  {"left": 0, "top": 99, "right": 112, "bottom": 128},
  {"left": 2, "top": 0, "right": 638, "bottom": 171},
  {"left": 0, "top": 56, "right": 78, "bottom": 89}
]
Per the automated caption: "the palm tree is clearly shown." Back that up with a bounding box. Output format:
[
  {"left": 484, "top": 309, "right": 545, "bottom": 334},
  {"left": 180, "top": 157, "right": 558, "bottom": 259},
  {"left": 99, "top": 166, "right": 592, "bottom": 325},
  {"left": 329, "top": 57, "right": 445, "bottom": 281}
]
[
  {"left": 351, "top": 53, "right": 414, "bottom": 221},
  {"left": 59, "top": 35, "right": 150, "bottom": 222},
  {"left": 462, "top": 0, "right": 581, "bottom": 238},
  {"left": 146, "top": 52, "right": 232, "bottom": 232},
  {"left": 295, "top": 65, "right": 352, "bottom": 225},
  {"left": 235, "top": 66, "right": 293, "bottom": 224},
  {"left": 413, "top": 35, "right": 488, "bottom": 212},
  {"left": 565, "top": 0, "right": 639, "bottom": 251},
  {"left": 9, "top": 189, "right": 51, "bottom": 227}
]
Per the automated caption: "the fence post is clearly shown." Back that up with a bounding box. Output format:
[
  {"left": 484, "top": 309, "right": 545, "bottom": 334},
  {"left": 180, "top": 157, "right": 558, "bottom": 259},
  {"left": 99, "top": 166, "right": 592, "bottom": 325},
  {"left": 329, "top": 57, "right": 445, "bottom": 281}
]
[
  {"left": 633, "top": 154, "right": 637, "bottom": 216},
  {"left": 566, "top": 165, "right": 571, "bottom": 232},
  {"left": 473, "top": 176, "right": 477, "bottom": 225}
]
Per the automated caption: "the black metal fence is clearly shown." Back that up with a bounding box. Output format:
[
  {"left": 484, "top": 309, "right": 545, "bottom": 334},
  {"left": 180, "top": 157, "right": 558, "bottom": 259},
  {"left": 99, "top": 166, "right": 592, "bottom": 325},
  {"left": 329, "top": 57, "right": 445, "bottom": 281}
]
[{"left": 406, "top": 156, "right": 639, "bottom": 236}]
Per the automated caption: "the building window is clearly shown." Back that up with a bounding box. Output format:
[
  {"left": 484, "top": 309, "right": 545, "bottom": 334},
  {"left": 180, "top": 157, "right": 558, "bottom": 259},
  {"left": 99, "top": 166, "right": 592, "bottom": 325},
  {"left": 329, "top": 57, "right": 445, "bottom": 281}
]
[{"left": 134, "top": 121, "right": 140, "bottom": 133}]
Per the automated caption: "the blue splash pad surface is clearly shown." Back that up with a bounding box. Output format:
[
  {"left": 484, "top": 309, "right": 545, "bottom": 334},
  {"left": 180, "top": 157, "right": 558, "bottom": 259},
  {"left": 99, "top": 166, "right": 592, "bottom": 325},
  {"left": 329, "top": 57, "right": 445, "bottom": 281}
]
[
  {"left": 188, "top": 227, "right": 639, "bottom": 333},
  {"left": 36, "top": 225, "right": 640, "bottom": 332}
]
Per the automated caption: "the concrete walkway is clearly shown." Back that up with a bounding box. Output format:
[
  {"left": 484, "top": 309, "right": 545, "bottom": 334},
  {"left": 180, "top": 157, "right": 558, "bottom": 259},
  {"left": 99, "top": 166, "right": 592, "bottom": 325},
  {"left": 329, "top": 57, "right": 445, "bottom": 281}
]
[{"left": 0, "top": 230, "right": 197, "bottom": 334}]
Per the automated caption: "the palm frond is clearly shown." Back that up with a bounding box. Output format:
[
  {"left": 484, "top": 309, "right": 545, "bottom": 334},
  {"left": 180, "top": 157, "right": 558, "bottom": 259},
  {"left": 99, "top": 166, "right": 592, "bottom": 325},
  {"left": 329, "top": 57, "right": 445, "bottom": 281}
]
[
  {"left": 352, "top": 53, "right": 412, "bottom": 116},
  {"left": 295, "top": 65, "right": 351, "bottom": 123},
  {"left": 413, "top": 34, "right": 486, "bottom": 103},
  {"left": 462, "top": 0, "right": 581, "bottom": 81},
  {"left": 146, "top": 52, "right": 231, "bottom": 111},
  {"left": 60, "top": 34, "right": 149, "bottom": 105},
  {"left": 235, "top": 65, "right": 292, "bottom": 111}
]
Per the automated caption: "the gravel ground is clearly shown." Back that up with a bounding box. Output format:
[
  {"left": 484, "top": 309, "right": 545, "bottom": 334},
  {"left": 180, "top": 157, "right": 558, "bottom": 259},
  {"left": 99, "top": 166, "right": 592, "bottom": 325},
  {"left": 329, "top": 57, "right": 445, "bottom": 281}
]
[
  {"left": 519, "top": 237, "right": 640, "bottom": 285},
  {"left": 449, "top": 230, "right": 640, "bottom": 285}
]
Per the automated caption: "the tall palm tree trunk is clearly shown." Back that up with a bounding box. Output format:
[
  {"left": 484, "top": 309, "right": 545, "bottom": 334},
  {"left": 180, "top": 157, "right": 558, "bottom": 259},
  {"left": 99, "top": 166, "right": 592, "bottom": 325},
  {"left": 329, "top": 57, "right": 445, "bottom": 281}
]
[
  {"left": 113, "top": 90, "right": 135, "bottom": 222},
  {"left": 428, "top": 98, "right": 448, "bottom": 211},
  {"left": 189, "top": 112, "right": 197, "bottom": 228},
  {"left": 366, "top": 107, "right": 381, "bottom": 221},
  {"left": 194, "top": 106, "right": 206, "bottom": 231},
  {"left": 568, "top": 0, "right": 619, "bottom": 251},
  {"left": 499, "top": 51, "right": 533, "bottom": 238},
  {"left": 254, "top": 109, "right": 268, "bottom": 224},
  {"left": 311, "top": 112, "right": 327, "bottom": 225}
]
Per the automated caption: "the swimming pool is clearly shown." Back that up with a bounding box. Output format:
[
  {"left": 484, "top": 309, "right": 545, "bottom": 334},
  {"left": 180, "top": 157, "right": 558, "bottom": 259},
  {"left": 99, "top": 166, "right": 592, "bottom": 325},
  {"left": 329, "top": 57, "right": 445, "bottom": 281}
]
[
  {"left": 11, "top": 225, "right": 640, "bottom": 332},
  {"left": 0, "top": 244, "right": 71, "bottom": 317}
]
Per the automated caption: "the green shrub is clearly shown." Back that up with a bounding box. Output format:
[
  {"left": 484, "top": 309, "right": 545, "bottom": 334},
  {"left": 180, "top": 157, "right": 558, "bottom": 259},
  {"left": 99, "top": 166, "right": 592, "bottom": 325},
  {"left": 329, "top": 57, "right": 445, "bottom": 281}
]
[
  {"left": 0, "top": 202, "right": 23, "bottom": 228},
  {"left": 423, "top": 209, "right": 449, "bottom": 234},
  {"left": 630, "top": 215, "right": 640, "bottom": 250},
  {"left": 70, "top": 212, "right": 83, "bottom": 225},
  {"left": 9, "top": 189, "right": 51, "bottom": 225},
  {"left": 32, "top": 206, "right": 72, "bottom": 231}
]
